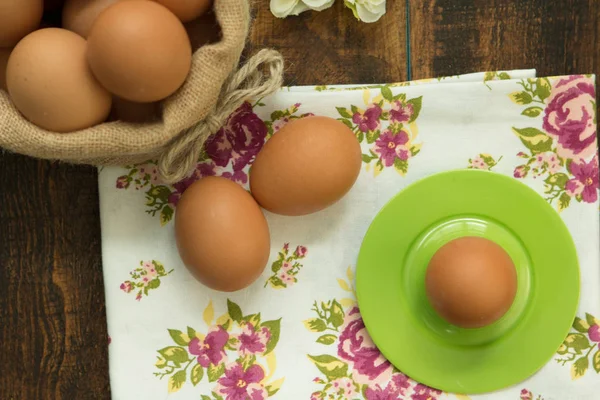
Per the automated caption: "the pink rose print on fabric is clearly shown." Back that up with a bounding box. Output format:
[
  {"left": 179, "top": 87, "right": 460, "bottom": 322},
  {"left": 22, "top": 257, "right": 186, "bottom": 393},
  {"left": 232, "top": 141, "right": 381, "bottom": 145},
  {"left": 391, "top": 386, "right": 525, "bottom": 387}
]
[
  {"left": 556, "top": 312, "right": 600, "bottom": 380},
  {"left": 116, "top": 102, "right": 311, "bottom": 226},
  {"left": 364, "top": 373, "right": 411, "bottom": 399},
  {"left": 215, "top": 362, "right": 267, "bottom": 400},
  {"left": 337, "top": 88, "right": 423, "bottom": 176},
  {"left": 338, "top": 307, "right": 393, "bottom": 385},
  {"left": 189, "top": 326, "right": 229, "bottom": 367},
  {"left": 120, "top": 260, "right": 173, "bottom": 301},
  {"left": 265, "top": 243, "right": 308, "bottom": 289},
  {"left": 154, "top": 299, "right": 283, "bottom": 396},
  {"left": 520, "top": 388, "right": 545, "bottom": 400},
  {"left": 509, "top": 76, "right": 598, "bottom": 211},
  {"left": 306, "top": 273, "right": 443, "bottom": 400},
  {"left": 542, "top": 75, "right": 596, "bottom": 161}
]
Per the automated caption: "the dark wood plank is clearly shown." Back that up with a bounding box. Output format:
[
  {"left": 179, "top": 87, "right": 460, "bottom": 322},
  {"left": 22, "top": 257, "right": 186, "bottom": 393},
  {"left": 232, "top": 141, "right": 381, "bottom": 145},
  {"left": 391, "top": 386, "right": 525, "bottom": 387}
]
[
  {"left": 0, "top": 155, "right": 109, "bottom": 399},
  {"left": 248, "top": 0, "right": 408, "bottom": 86},
  {"left": 409, "top": 0, "right": 600, "bottom": 79}
]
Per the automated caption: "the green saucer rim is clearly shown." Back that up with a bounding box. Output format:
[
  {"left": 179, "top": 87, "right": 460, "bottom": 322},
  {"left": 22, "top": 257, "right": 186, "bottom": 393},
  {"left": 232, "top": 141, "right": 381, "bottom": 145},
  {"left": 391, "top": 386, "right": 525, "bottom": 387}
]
[{"left": 355, "top": 169, "right": 580, "bottom": 394}]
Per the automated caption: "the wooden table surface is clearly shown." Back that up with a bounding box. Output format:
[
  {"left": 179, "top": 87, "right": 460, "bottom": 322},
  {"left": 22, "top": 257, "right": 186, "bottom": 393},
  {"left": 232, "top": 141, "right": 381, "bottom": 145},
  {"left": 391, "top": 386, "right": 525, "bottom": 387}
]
[{"left": 0, "top": 1, "right": 598, "bottom": 398}]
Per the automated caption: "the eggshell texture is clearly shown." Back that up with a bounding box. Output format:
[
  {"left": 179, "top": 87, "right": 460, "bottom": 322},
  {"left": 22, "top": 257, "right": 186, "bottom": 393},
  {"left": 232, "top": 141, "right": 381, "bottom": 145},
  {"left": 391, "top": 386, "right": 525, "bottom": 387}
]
[
  {"left": 175, "top": 177, "right": 270, "bottom": 292},
  {"left": 0, "top": 0, "right": 44, "bottom": 47},
  {"left": 425, "top": 236, "right": 518, "bottom": 329},
  {"left": 87, "top": 0, "right": 192, "bottom": 102},
  {"left": 250, "top": 116, "right": 362, "bottom": 216},
  {"left": 153, "top": 0, "right": 212, "bottom": 22},
  {"left": 63, "top": 0, "right": 121, "bottom": 38},
  {"left": 6, "top": 28, "right": 112, "bottom": 132},
  {"left": 0, "top": 48, "right": 11, "bottom": 91}
]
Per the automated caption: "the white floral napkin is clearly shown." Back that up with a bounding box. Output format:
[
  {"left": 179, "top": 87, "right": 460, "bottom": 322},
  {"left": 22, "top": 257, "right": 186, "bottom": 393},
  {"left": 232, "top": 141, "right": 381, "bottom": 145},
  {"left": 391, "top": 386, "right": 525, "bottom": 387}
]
[{"left": 98, "top": 69, "right": 599, "bottom": 400}]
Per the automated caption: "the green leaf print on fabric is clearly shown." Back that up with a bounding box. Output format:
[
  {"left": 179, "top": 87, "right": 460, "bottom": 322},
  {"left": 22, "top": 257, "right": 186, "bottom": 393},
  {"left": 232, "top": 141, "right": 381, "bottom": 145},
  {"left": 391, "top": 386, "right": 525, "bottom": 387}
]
[
  {"left": 265, "top": 243, "right": 308, "bottom": 289},
  {"left": 556, "top": 312, "right": 600, "bottom": 380},
  {"left": 468, "top": 154, "right": 503, "bottom": 171},
  {"left": 115, "top": 102, "right": 313, "bottom": 226},
  {"left": 120, "top": 260, "right": 173, "bottom": 301},
  {"left": 335, "top": 89, "right": 423, "bottom": 177},
  {"left": 154, "top": 299, "right": 284, "bottom": 397},
  {"left": 306, "top": 271, "right": 443, "bottom": 400},
  {"left": 509, "top": 76, "right": 598, "bottom": 212}
]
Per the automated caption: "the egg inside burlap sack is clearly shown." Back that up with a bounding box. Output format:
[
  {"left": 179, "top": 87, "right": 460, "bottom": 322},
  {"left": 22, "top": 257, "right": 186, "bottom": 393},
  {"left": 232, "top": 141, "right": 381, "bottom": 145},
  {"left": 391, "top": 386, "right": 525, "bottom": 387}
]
[{"left": 0, "top": 0, "right": 284, "bottom": 184}]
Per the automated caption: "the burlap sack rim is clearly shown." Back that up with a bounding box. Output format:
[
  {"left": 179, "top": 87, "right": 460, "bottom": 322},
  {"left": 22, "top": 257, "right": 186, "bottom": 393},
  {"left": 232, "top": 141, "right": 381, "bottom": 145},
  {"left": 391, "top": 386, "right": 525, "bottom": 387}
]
[{"left": 0, "top": 0, "right": 250, "bottom": 165}]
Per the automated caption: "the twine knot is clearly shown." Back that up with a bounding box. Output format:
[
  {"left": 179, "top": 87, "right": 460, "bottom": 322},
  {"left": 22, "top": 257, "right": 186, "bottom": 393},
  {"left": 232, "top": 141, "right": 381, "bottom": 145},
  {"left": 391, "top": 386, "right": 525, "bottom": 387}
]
[{"left": 158, "top": 48, "right": 285, "bottom": 184}]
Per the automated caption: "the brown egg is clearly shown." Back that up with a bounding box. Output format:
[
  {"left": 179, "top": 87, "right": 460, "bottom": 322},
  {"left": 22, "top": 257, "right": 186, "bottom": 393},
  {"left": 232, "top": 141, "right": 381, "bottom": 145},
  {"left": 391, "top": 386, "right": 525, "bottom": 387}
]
[
  {"left": 425, "top": 237, "right": 518, "bottom": 329},
  {"left": 7, "top": 28, "right": 112, "bottom": 132},
  {"left": 87, "top": 0, "right": 192, "bottom": 102},
  {"left": 110, "top": 96, "right": 161, "bottom": 123},
  {"left": 0, "top": 48, "right": 11, "bottom": 91},
  {"left": 63, "top": 0, "right": 121, "bottom": 38},
  {"left": 153, "top": 0, "right": 212, "bottom": 23},
  {"left": 175, "top": 177, "right": 270, "bottom": 292},
  {"left": 0, "top": 0, "right": 44, "bottom": 47},
  {"left": 250, "top": 116, "right": 362, "bottom": 216}
]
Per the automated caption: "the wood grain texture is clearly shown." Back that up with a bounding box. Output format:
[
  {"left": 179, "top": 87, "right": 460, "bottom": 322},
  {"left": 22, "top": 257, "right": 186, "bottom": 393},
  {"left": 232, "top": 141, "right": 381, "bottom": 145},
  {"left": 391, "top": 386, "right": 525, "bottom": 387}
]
[
  {"left": 0, "top": 155, "right": 109, "bottom": 400},
  {"left": 247, "top": 0, "right": 408, "bottom": 86},
  {"left": 0, "top": 1, "right": 598, "bottom": 399},
  {"left": 409, "top": 0, "right": 600, "bottom": 79}
]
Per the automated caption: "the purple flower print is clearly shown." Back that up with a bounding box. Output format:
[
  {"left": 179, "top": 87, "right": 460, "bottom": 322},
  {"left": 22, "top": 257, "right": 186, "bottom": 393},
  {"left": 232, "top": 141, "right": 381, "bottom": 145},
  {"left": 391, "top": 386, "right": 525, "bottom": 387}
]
[
  {"left": 338, "top": 307, "right": 393, "bottom": 385},
  {"left": 543, "top": 75, "right": 596, "bottom": 160},
  {"left": 365, "top": 373, "right": 410, "bottom": 400},
  {"left": 188, "top": 326, "right": 229, "bottom": 367},
  {"left": 234, "top": 323, "right": 271, "bottom": 356},
  {"left": 221, "top": 170, "right": 248, "bottom": 185},
  {"left": 168, "top": 162, "right": 217, "bottom": 206},
  {"left": 294, "top": 245, "right": 308, "bottom": 258},
  {"left": 283, "top": 243, "right": 290, "bottom": 252},
  {"left": 411, "top": 383, "right": 442, "bottom": 400},
  {"left": 374, "top": 130, "right": 410, "bottom": 167},
  {"left": 205, "top": 102, "right": 267, "bottom": 171},
  {"left": 390, "top": 101, "right": 414, "bottom": 124},
  {"left": 589, "top": 324, "right": 600, "bottom": 342},
  {"left": 353, "top": 105, "right": 382, "bottom": 132},
  {"left": 216, "top": 362, "right": 267, "bottom": 400},
  {"left": 565, "top": 156, "right": 599, "bottom": 203},
  {"left": 120, "top": 281, "right": 133, "bottom": 293}
]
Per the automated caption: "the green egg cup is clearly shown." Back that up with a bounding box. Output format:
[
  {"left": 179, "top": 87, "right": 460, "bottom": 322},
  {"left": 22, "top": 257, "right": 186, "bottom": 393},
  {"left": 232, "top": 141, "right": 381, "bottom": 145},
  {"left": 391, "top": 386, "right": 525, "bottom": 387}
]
[{"left": 356, "top": 170, "right": 580, "bottom": 394}]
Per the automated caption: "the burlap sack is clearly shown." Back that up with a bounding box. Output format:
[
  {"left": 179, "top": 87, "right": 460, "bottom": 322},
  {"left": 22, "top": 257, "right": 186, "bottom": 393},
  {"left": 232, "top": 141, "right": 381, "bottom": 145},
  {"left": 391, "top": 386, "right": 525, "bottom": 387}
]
[{"left": 0, "top": 0, "right": 284, "bottom": 183}]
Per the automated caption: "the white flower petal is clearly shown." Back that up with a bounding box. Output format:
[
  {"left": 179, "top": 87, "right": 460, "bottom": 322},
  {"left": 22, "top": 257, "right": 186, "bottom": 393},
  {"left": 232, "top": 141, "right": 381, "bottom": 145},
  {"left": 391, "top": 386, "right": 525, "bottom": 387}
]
[
  {"left": 356, "top": 3, "right": 386, "bottom": 23},
  {"left": 303, "top": 0, "right": 335, "bottom": 11},
  {"left": 289, "top": 2, "right": 310, "bottom": 15},
  {"left": 270, "top": 0, "right": 300, "bottom": 18}
]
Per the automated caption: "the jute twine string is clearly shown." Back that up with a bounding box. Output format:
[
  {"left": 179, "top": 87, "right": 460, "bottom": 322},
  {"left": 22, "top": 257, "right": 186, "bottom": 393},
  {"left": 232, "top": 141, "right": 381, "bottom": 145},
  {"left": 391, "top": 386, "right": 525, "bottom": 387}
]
[{"left": 158, "top": 49, "right": 285, "bottom": 184}]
